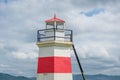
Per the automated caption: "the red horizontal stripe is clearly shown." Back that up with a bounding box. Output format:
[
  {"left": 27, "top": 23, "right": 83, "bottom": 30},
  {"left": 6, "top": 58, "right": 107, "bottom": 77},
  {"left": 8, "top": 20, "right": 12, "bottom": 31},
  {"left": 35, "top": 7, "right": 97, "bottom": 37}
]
[{"left": 37, "top": 57, "right": 72, "bottom": 73}]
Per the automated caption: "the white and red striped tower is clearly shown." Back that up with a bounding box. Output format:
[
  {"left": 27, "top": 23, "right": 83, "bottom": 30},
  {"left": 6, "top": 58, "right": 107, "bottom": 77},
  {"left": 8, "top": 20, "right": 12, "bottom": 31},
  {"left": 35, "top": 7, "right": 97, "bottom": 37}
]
[{"left": 36, "top": 14, "right": 73, "bottom": 80}]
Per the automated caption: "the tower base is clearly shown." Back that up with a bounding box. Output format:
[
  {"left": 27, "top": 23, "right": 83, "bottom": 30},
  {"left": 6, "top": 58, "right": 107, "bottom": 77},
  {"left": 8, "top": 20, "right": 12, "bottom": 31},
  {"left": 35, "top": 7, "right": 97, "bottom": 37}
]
[{"left": 37, "top": 73, "right": 72, "bottom": 80}]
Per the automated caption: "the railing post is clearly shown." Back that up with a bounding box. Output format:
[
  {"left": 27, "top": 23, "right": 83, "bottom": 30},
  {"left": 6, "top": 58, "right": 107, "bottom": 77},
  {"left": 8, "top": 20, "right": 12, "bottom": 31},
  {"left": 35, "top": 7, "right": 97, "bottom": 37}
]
[
  {"left": 54, "top": 28, "right": 56, "bottom": 40},
  {"left": 71, "top": 30, "right": 73, "bottom": 42},
  {"left": 37, "top": 30, "right": 39, "bottom": 42}
]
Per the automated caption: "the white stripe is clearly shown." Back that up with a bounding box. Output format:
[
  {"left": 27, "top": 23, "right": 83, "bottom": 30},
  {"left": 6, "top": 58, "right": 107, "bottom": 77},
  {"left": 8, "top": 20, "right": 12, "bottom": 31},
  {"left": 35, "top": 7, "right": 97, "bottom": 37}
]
[
  {"left": 39, "top": 46, "right": 71, "bottom": 57},
  {"left": 37, "top": 73, "right": 73, "bottom": 80}
]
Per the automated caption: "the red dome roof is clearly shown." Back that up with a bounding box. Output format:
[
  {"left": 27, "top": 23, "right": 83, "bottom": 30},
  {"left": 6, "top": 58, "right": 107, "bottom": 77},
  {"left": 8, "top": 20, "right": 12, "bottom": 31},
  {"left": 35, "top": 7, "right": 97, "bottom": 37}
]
[{"left": 45, "top": 14, "right": 65, "bottom": 23}]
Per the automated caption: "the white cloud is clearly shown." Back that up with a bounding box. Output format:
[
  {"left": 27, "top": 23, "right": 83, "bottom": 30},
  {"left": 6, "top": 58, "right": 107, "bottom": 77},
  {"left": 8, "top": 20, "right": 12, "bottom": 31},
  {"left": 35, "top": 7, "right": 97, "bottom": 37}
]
[
  {"left": 0, "top": 41, "right": 4, "bottom": 49},
  {"left": 78, "top": 45, "right": 110, "bottom": 59},
  {"left": 0, "top": 64, "right": 9, "bottom": 68},
  {"left": 12, "top": 52, "right": 37, "bottom": 60}
]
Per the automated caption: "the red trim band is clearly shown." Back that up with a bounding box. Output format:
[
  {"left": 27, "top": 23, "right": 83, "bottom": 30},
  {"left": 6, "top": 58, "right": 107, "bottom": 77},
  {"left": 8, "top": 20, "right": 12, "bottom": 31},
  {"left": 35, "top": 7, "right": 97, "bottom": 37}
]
[{"left": 37, "top": 57, "right": 72, "bottom": 73}]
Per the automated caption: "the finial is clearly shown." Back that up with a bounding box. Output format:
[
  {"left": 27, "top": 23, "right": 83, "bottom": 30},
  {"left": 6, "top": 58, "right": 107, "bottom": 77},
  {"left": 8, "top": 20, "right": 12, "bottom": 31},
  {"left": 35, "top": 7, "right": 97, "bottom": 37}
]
[{"left": 54, "top": 13, "right": 56, "bottom": 19}]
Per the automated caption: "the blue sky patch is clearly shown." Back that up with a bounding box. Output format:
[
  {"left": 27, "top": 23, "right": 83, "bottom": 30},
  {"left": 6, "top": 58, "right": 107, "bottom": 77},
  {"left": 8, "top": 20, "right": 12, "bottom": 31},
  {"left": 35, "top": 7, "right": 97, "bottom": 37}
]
[
  {"left": 0, "top": 0, "right": 8, "bottom": 3},
  {"left": 0, "top": 0, "right": 17, "bottom": 4},
  {"left": 80, "top": 8, "right": 104, "bottom": 17}
]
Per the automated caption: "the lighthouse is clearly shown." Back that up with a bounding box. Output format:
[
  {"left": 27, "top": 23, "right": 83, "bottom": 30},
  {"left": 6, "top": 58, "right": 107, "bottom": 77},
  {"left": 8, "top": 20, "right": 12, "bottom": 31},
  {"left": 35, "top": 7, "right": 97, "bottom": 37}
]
[{"left": 36, "top": 14, "right": 73, "bottom": 80}]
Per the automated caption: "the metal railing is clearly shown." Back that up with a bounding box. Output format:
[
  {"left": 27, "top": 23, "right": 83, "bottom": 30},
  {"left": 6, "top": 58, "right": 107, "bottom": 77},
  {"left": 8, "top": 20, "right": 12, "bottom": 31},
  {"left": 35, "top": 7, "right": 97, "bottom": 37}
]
[{"left": 37, "top": 28, "right": 73, "bottom": 42}]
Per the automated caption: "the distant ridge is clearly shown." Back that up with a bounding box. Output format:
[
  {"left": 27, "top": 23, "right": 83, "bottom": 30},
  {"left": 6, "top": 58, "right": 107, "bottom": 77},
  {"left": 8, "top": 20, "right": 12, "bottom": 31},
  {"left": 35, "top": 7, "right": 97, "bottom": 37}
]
[
  {"left": 73, "top": 74, "right": 120, "bottom": 80},
  {"left": 0, "top": 73, "right": 35, "bottom": 80},
  {"left": 0, "top": 73, "right": 120, "bottom": 80}
]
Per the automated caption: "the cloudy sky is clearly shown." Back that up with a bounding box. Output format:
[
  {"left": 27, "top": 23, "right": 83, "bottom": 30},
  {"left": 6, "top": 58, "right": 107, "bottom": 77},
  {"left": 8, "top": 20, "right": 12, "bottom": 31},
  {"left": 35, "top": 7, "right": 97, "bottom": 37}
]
[{"left": 0, "top": 0, "right": 120, "bottom": 77}]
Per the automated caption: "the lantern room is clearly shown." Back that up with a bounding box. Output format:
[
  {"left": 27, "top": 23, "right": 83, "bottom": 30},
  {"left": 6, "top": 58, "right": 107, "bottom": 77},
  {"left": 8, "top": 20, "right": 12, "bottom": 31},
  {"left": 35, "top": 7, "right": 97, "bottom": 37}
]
[
  {"left": 45, "top": 14, "right": 65, "bottom": 29},
  {"left": 37, "top": 14, "right": 72, "bottom": 42}
]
